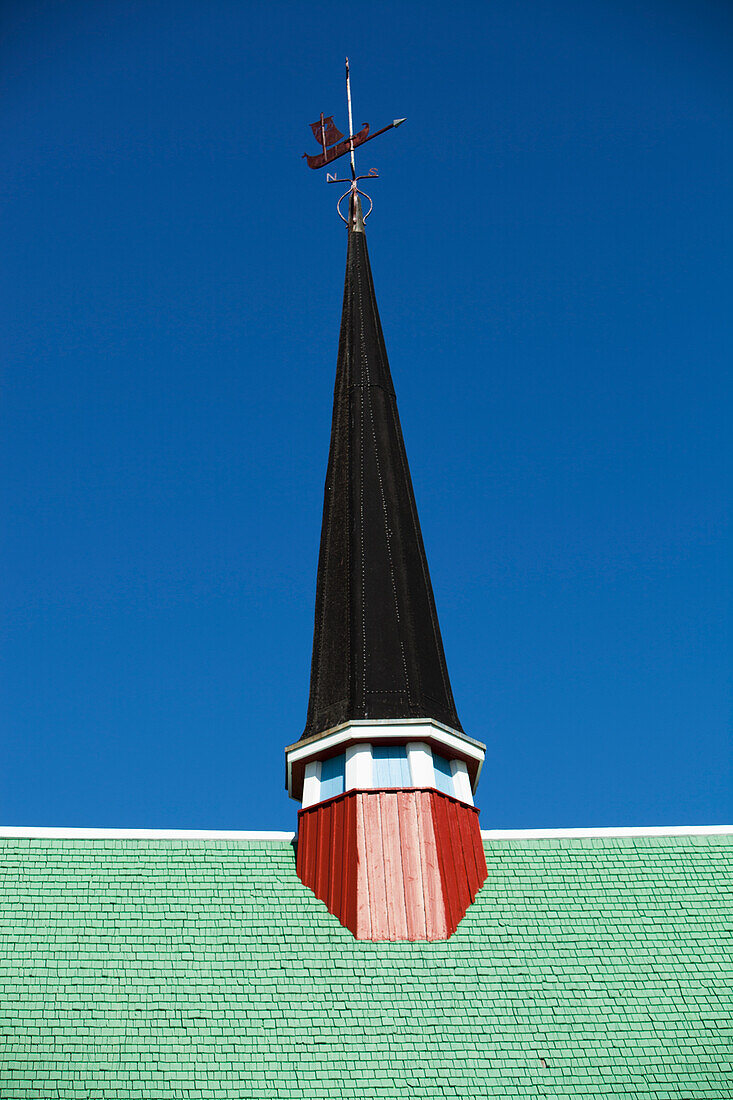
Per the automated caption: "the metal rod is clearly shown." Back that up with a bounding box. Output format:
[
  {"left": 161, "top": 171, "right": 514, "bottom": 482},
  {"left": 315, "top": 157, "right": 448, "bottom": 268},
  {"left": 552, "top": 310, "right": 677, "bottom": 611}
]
[
  {"left": 319, "top": 112, "right": 327, "bottom": 160},
  {"left": 359, "top": 120, "right": 404, "bottom": 146},
  {"left": 345, "top": 57, "right": 356, "bottom": 181}
]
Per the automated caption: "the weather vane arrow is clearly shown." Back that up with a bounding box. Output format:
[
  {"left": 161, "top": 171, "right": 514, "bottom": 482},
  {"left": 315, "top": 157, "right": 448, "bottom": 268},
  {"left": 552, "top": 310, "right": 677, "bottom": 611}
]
[{"left": 302, "top": 58, "right": 405, "bottom": 225}]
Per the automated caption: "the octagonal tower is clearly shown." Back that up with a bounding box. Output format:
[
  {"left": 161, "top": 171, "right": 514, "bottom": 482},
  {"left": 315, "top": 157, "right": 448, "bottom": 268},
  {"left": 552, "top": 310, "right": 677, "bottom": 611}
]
[{"left": 286, "top": 199, "right": 487, "bottom": 939}]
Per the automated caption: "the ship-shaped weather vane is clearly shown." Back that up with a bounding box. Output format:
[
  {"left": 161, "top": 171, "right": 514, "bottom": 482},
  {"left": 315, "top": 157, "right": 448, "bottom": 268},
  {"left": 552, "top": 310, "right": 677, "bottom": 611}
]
[{"left": 303, "top": 58, "right": 405, "bottom": 225}]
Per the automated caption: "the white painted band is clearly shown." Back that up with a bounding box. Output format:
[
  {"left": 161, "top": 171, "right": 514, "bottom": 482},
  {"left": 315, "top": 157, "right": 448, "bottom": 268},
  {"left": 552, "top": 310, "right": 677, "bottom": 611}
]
[
  {"left": 345, "top": 743, "right": 373, "bottom": 790},
  {"left": 0, "top": 827, "right": 296, "bottom": 841},
  {"left": 480, "top": 824, "right": 733, "bottom": 839},
  {"left": 0, "top": 825, "right": 729, "bottom": 841},
  {"left": 450, "top": 759, "right": 474, "bottom": 806},
  {"left": 302, "top": 760, "right": 322, "bottom": 809},
  {"left": 285, "top": 718, "right": 486, "bottom": 800},
  {"left": 406, "top": 741, "right": 435, "bottom": 787}
]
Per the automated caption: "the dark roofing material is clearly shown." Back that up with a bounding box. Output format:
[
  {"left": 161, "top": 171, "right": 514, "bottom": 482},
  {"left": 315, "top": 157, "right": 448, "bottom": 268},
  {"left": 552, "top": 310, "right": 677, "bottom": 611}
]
[{"left": 302, "top": 221, "right": 462, "bottom": 740}]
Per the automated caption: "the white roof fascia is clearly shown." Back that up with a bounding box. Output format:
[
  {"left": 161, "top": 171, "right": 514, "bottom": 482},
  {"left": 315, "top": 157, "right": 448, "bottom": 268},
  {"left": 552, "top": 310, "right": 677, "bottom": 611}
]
[
  {"left": 0, "top": 827, "right": 295, "bottom": 841},
  {"left": 0, "top": 825, "right": 730, "bottom": 840},
  {"left": 285, "top": 718, "right": 486, "bottom": 799},
  {"left": 480, "top": 824, "right": 733, "bottom": 839}
]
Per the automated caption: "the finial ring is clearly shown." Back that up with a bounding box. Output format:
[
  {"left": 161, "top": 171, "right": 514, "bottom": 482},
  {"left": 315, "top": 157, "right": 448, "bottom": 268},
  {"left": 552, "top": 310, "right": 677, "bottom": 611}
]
[{"left": 336, "top": 183, "right": 374, "bottom": 225}]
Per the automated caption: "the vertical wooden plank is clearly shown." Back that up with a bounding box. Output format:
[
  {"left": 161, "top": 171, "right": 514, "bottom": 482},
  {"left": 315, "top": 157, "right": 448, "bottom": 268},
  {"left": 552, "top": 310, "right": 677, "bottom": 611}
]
[
  {"left": 397, "top": 791, "right": 427, "bottom": 941},
  {"left": 314, "top": 800, "right": 331, "bottom": 903},
  {"left": 296, "top": 808, "right": 307, "bottom": 880},
  {"left": 354, "top": 792, "right": 373, "bottom": 939},
  {"left": 307, "top": 808, "right": 319, "bottom": 892},
  {"left": 416, "top": 790, "right": 447, "bottom": 940},
  {"left": 362, "top": 791, "right": 389, "bottom": 940},
  {"left": 457, "top": 804, "right": 487, "bottom": 899},
  {"left": 328, "top": 796, "right": 344, "bottom": 916},
  {"left": 446, "top": 797, "right": 472, "bottom": 916},
  {"left": 342, "top": 792, "right": 358, "bottom": 935},
  {"left": 299, "top": 808, "right": 316, "bottom": 891},
  {"left": 380, "top": 792, "right": 408, "bottom": 940},
  {"left": 332, "top": 793, "right": 344, "bottom": 923},
  {"left": 431, "top": 791, "right": 461, "bottom": 935},
  {"left": 455, "top": 802, "right": 479, "bottom": 898},
  {"left": 471, "top": 806, "right": 489, "bottom": 890},
  {"left": 306, "top": 805, "right": 319, "bottom": 897}
]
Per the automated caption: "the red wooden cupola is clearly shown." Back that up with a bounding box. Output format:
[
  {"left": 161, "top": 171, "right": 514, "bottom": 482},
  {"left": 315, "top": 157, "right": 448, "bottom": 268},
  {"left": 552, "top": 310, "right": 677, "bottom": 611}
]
[{"left": 286, "top": 198, "right": 487, "bottom": 940}]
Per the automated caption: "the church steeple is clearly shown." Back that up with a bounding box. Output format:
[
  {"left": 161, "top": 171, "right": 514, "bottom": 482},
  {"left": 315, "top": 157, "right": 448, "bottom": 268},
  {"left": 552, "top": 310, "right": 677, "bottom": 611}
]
[
  {"left": 302, "top": 203, "right": 463, "bottom": 741},
  {"left": 286, "top": 66, "right": 487, "bottom": 940}
]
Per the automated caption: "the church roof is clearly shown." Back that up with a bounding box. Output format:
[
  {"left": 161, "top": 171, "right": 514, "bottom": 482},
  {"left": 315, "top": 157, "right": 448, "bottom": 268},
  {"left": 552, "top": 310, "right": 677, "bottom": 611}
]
[
  {"left": 1, "top": 829, "right": 731, "bottom": 1096},
  {"left": 303, "top": 211, "right": 462, "bottom": 740}
]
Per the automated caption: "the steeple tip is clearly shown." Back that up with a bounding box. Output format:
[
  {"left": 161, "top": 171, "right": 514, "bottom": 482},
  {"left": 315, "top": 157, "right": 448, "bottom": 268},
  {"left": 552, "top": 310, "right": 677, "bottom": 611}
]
[{"left": 349, "top": 192, "right": 365, "bottom": 233}]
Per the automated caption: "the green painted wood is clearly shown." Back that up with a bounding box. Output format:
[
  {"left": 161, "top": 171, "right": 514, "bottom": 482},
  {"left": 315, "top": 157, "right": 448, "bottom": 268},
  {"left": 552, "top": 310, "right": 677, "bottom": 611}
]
[{"left": 0, "top": 835, "right": 730, "bottom": 1098}]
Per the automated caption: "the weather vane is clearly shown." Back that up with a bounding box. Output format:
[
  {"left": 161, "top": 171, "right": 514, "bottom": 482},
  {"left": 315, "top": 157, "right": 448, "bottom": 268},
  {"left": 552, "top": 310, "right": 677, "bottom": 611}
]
[{"left": 302, "top": 58, "right": 406, "bottom": 225}]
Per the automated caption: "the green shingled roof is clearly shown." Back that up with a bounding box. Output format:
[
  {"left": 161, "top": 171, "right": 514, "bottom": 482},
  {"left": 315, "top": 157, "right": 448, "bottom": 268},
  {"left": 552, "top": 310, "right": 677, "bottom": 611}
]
[{"left": 1, "top": 834, "right": 731, "bottom": 1098}]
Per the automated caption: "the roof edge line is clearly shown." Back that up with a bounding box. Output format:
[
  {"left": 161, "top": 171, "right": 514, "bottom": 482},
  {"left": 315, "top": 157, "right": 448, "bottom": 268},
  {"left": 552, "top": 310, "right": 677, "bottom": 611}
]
[
  {"left": 480, "top": 824, "right": 733, "bottom": 839},
  {"left": 0, "top": 824, "right": 730, "bottom": 840},
  {"left": 0, "top": 827, "right": 296, "bottom": 840}
]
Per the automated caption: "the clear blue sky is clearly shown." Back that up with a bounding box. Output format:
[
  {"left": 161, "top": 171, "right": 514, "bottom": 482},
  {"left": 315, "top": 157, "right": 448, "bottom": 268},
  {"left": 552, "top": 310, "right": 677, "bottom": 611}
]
[{"left": 3, "top": 0, "right": 731, "bottom": 830}]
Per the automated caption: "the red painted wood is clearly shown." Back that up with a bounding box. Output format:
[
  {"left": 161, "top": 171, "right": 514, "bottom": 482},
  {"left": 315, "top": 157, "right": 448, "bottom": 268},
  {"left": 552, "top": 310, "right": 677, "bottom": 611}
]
[
  {"left": 457, "top": 800, "right": 479, "bottom": 899},
  {"left": 457, "top": 795, "right": 487, "bottom": 898},
  {"left": 298, "top": 807, "right": 315, "bottom": 886},
  {"left": 308, "top": 807, "right": 319, "bottom": 891},
  {"left": 354, "top": 791, "right": 372, "bottom": 939},
  {"left": 431, "top": 792, "right": 461, "bottom": 935},
  {"left": 296, "top": 787, "right": 486, "bottom": 941},
  {"left": 446, "top": 797, "right": 472, "bottom": 916},
  {"left": 473, "top": 820, "right": 488, "bottom": 895},
  {"left": 415, "top": 790, "right": 447, "bottom": 940},
  {"left": 362, "top": 792, "right": 390, "bottom": 940},
  {"left": 314, "top": 800, "right": 330, "bottom": 903},
  {"left": 343, "top": 793, "right": 358, "bottom": 936},
  {"left": 431, "top": 791, "right": 487, "bottom": 934},
  {"left": 381, "top": 792, "right": 409, "bottom": 940},
  {"left": 328, "top": 796, "right": 343, "bottom": 916},
  {"left": 397, "top": 791, "right": 427, "bottom": 941},
  {"left": 296, "top": 808, "right": 306, "bottom": 878}
]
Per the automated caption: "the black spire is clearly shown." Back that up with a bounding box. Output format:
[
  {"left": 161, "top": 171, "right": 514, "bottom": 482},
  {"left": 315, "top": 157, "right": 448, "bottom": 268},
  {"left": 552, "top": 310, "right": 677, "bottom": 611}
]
[{"left": 302, "top": 208, "right": 463, "bottom": 740}]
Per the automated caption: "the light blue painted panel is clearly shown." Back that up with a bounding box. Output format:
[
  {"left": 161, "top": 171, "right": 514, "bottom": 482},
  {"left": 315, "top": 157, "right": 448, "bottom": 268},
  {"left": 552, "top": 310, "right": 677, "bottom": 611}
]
[
  {"left": 433, "top": 754, "right": 455, "bottom": 796},
  {"left": 319, "top": 754, "right": 345, "bottom": 800},
  {"left": 372, "top": 745, "right": 410, "bottom": 788}
]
